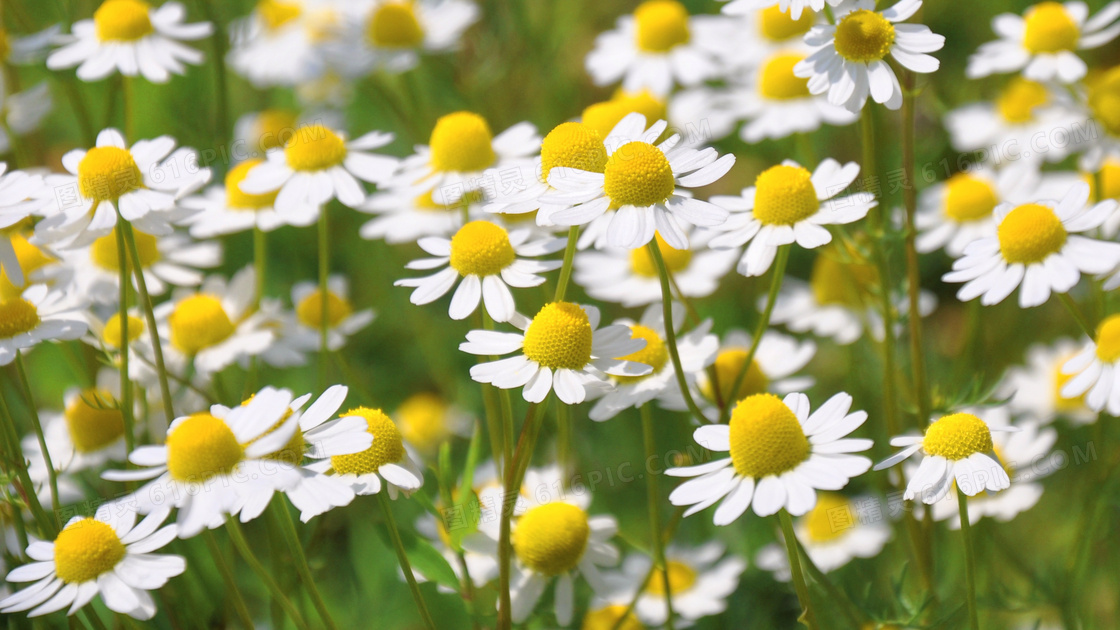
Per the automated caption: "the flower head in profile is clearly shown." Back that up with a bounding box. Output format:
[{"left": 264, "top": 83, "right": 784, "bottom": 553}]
[
  {"left": 330, "top": 0, "right": 479, "bottom": 76},
  {"left": 227, "top": 0, "right": 333, "bottom": 88},
  {"left": 1001, "top": 338, "right": 1096, "bottom": 424},
  {"left": 307, "top": 406, "right": 424, "bottom": 499},
  {"left": 614, "top": 542, "right": 746, "bottom": 626},
  {"left": 1060, "top": 314, "right": 1120, "bottom": 415},
  {"left": 181, "top": 158, "right": 317, "bottom": 238},
  {"left": 0, "top": 284, "right": 87, "bottom": 366},
  {"left": 722, "top": 0, "right": 842, "bottom": 21}
]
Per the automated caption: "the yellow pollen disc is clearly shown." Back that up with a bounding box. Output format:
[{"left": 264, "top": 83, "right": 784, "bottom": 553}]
[
  {"left": 922, "top": 413, "right": 993, "bottom": 460},
  {"left": 167, "top": 413, "right": 245, "bottom": 481},
  {"left": 368, "top": 2, "right": 425, "bottom": 47},
  {"left": 614, "top": 324, "right": 668, "bottom": 384},
  {"left": 753, "top": 164, "right": 818, "bottom": 225},
  {"left": 330, "top": 407, "right": 406, "bottom": 474},
  {"left": 78, "top": 147, "right": 142, "bottom": 202},
  {"left": 1088, "top": 66, "right": 1120, "bottom": 138},
  {"left": 396, "top": 392, "right": 451, "bottom": 453},
  {"left": 634, "top": 0, "right": 691, "bottom": 53},
  {"left": 0, "top": 297, "right": 40, "bottom": 339},
  {"left": 1094, "top": 315, "right": 1120, "bottom": 362},
  {"left": 1052, "top": 355, "right": 1087, "bottom": 411},
  {"left": 90, "top": 227, "right": 159, "bottom": 271},
  {"left": 943, "top": 173, "right": 998, "bottom": 222},
  {"left": 102, "top": 312, "right": 145, "bottom": 349},
  {"left": 802, "top": 492, "right": 852, "bottom": 543},
  {"left": 53, "top": 519, "right": 126, "bottom": 583},
  {"left": 997, "top": 78, "right": 1049, "bottom": 124},
  {"left": 257, "top": 0, "right": 302, "bottom": 30},
  {"left": 0, "top": 234, "right": 54, "bottom": 300},
  {"left": 449, "top": 220, "right": 516, "bottom": 277},
  {"left": 809, "top": 247, "right": 878, "bottom": 307},
  {"left": 603, "top": 142, "right": 675, "bottom": 209},
  {"left": 703, "top": 349, "right": 769, "bottom": 403},
  {"left": 168, "top": 294, "right": 236, "bottom": 355},
  {"left": 728, "top": 393, "right": 810, "bottom": 478},
  {"left": 255, "top": 109, "right": 299, "bottom": 151},
  {"left": 1022, "top": 2, "right": 1079, "bottom": 53},
  {"left": 646, "top": 560, "right": 697, "bottom": 596},
  {"left": 629, "top": 232, "right": 692, "bottom": 277},
  {"left": 429, "top": 111, "right": 496, "bottom": 173},
  {"left": 581, "top": 91, "right": 666, "bottom": 139},
  {"left": 522, "top": 302, "right": 594, "bottom": 370},
  {"left": 65, "top": 389, "right": 125, "bottom": 453},
  {"left": 997, "top": 203, "right": 1067, "bottom": 264},
  {"left": 296, "top": 288, "right": 353, "bottom": 329},
  {"left": 582, "top": 605, "right": 644, "bottom": 630},
  {"left": 1085, "top": 159, "right": 1120, "bottom": 202},
  {"left": 541, "top": 122, "right": 608, "bottom": 182},
  {"left": 759, "top": 5, "right": 815, "bottom": 41},
  {"left": 284, "top": 124, "right": 348, "bottom": 171},
  {"left": 513, "top": 502, "right": 590, "bottom": 575},
  {"left": 759, "top": 53, "right": 812, "bottom": 100},
  {"left": 226, "top": 160, "right": 279, "bottom": 210},
  {"left": 94, "top": 0, "right": 153, "bottom": 42},
  {"left": 833, "top": 9, "right": 895, "bottom": 63},
  {"left": 241, "top": 401, "right": 305, "bottom": 465}
]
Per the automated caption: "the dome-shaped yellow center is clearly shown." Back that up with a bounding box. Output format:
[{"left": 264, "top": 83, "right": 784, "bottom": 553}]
[
  {"left": 1094, "top": 314, "right": 1120, "bottom": 362},
  {"left": 1086, "top": 159, "right": 1120, "bottom": 203},
  {"left": 922, "top": 412, "right": 994, "bottom": 460},
  {"left": 634, "top": 0, "right": 690, "bottom": 53},
  {"left": 1022, "top": 2, "right": 1079, "bottom": 53},
  {"left": 759, "top": 52, "right": 812, "bottom": 100},
  {"left": 728, "top": 393, "right": 810, "bottom": 478},
  {"left": 603, "top": 142, "right": 675, "bottom": 209},
  {"left": 284, "top": 124, "right": 347, "bottom": 171},
  {"left": 226, "top": 160, "right": 279, "bottom": 210},
  {"left": 802, "top": 492, "right": 852, "bottom": 543},
  {"left": 581, "top": 92, "right": 666, "bottom": 139},
  {"left": 168, "top": 294, "right": 236, "bottom": 355},
  {"left": 167, "top": 413, "right": 245, "bottom": 481},
  {"left": 1088, "top": 66, "right": 1120, "bottom": 138},
  {"left": 997, "top": 78, "right": 1049, "bottom": 124},
  {"left": 102, "top": 312, "right": 145, "bottom": 349},
  {"left": 429, "top": 111, "right": 496, "bottom": 173},
  {"left": 809, "top": 248, "right": 878, "bottom": 307},
  {"left": 53, "top": 519, "right": 126, "bottom": 583},
  {"left": 397, "top": 392, "right": 451, "bottom": 453},
  {"left": 94, "top": 0, "right": 153, "bottom": 42},
  {"left": 833, "top": 9, "right": 895, "bottom": 63},
  {"left": 257, "top": 0, "right": 302, "bottom": 30},
  {"left": 629, "top": 232, "right": 691, "bottom": 277},
  {"left": 255, "top": 109, "right": 299, "bottom": 151},
  {"left": 330, "top": 407, "right": 406, "bottom": 475},
  {"left": 759, "top": 5, "right": 815, "bottom": 41},
  {"left": 0, "top": 234, "right": 54, "bottom": 300},
  {"left": 522, "top": 302, "right": 594, "bottom": 370},
  {"left": 513, "top": 502, "right": 590, "bottom": 575},
  {"left": 368, "top": 2, "right": 425, "bottom": 47},
  {"left": 90, "top": 227, "right": 159, "bottom": 271},
  {"left": 997, "top": 203, "right": 1067, "bottom": 264},
  {"left": 296, "top": 288, "right": 353, "bottom": 328},
  {"left": 78, "top": 146, "right": 142, "bottom": 202},
  {"left": 0, "top": 297, "right": 40, "bottom": 339},
  {"left": 449, "top": 220, "right": 516, "bottom": 277},
  {"left": 582, "top": 605, "right": 644, "bottom": 630},
  {"left": 753, "top": 164, "right": 818, "bottom": 225},
  {"left": 541, "top": 122, "right": 608, "bottom": 182},
  {"left": 646, "top": 560, "right": 696, "bottom": 596},
  {"left": 703, "top": 349, "right": 769, "bottom": 404},
  {"left": 614, "top": 324, "right": 668, "bottom": 384},
  {"left": 65, "top": 389, "right": 126, "bottom": 453},
  {"left": 943, "top": 173, "right": 998, "bottom": 222},
  {"left": 241, "top": 401, "right": 305, "bottom": 465}
]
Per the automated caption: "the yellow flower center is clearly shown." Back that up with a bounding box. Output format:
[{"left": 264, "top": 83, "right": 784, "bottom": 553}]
[
  {"left": 997, "top": 78, "right": 1050, "bottom": 124},
  {"left": 257, "top": 0, "right": 302, "bottom": 30},
  {"left": 728, "top": 393, "right": 810, "bottom": 478},
  {"left": 1094, "top": 314, "right": 1120, "bottom": 362},
  {"left": 94, "top": 0, "right": 153, "bottom": 42},
  {"left": 90, "top": 227, "right": 159, "bottom": 271},
  {"left": 541, "top": 122, "right": 608, "bottom": 182},
  {"left": 368, "top": 2, "right": 425, "bottom": 47},
  {"left": 1022, "top": 2, "right": 1079, "bottom": 53},
  {"left": 634, "top": 0, "right": 690, "bottom": 53},
  {"left": 1088, "top": 66, "right": 1120, "bottom": 138},
  {"left": 759, "top": 5, "right": 815, "bottom": 41},
  {"left": 582, "top": 605, "right": 644, "bottom": 630},
  {"left": 802, "top": 492, "right": 852, "bottom": 543},
  {"left": 330, "top": 407, "right": 406, "bottom": 474},
  {"left": 581, "top": 91, "right": 666, "bottom": 139},
  {"left": 429, "top": 111, "right": 496, "bottom": 173},
  {"left": 284, "top": 124, "right": 348, "bottom": 171},
  {"left": 759, "top": 52, "right": 812, "bottom": 100},
  {"left": 102, "top": 313, "right": 144, "bottom": 350},
  {"left": 1085, "top": 159, "right": 1120, "bottom": 203},
  {"left": 449, "top": 220, "right": 516, "bottom": 277},
  {"left": 0, "top": 234, "right": 54, "bottom": 300},
  {"left": 922, "top": 413, "right": 994, "bottom": 460},
  {"left": 1052, "top": 354, "right": 1088, "bottom": 411},
  {"left": 167, "top": 413, "right": 245, "bottom": 481},
  {"left": 296, "top": 288, "right": 353, "bottom": 329},
  {"left": 810, "top": 247, "right": 878, "bottom": 307},
  {"left": 53, "top": 519, "right": 126, "bottom": 583},
  {"left": 522, "top": 302, "right": 594, "bottom": 370},
  {"left": 78, "top": 147, "right": 142, "bottom": 202},
  {"left": 65, "top": 389, "right": 126, "bottom": 453},
  {"left": 513, "top": 502, "right": 590, "bottom": 575},
  {"left": 226, "top": 160, "right": 279, "bottom": 210},
  {"left": 397, "top": 393, "right": 451, "bottom": 453},
  {"left": 255, "top": 109, "right": 299, "bottom": 151},
  {"left": 646, "top": 560, "right": 697, "bottom": 596},
  {"left": 0, "top": 297, "right": 40, "bottom": 339},
  {"left": 168, "top": 294, "right": 236, "bottom": 355},
  {"left": 614, "top": 324, "right": 668, "bottom": 384},
  {"left": 997, "top": 203, "right": 1067, "bottom": 264},
  {"left": 629, "top": 232, "right": 692, "bottom": 277},
  {"left": 833, "top": 9, "right": 895, "bottom": 63},
  {"left": 753, "top": 164, "right": 818, "bottom": 225},
  {"left": 943, "top": 173, "right": 998, "bottom": 222},
  {"left": 603, "top": 142, "right": 675, "bottom": 209},
  {"left": 703, "top": 349, "right": 769, "bottom": 404},
  {"left": 240, "top": 400, "right": 305, "bottom": 465}
]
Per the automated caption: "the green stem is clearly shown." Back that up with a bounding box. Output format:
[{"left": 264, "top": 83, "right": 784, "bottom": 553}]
[
  {"left": 200, "top": 0, "right": 230, "bottom": 145},
  {"left": 1059, "top": 293, "right": 1095, "bottom": 338},
  {"left": 318, "top": 204, "right": 330, "bottom": 392},
  {"left": 957, "top": 489, "right": 980, "bottom": 630},
  {"left": 556, "top": 402, "right": 572, "bottom": 483},
  {"left": 202, "top": 530, "right": 255, "bottom": 630},
  {"left": 123, "top": 76, "right": 135, "bottom": 140},
  {"left": 0, "top": 385, "right": 53, "bottom": 536},
  {"left": 226, "top": 519, "right": 309, "bottom": 630},
  {"left": 121, "top": 221, "right": 177, "bottom": 424},
  {"left": 648, "top": 241, "right": 707, "bottom": 423},
  {"left": 271, "top": 502, "right": 338, "bottom": 630},
  {"left": 114, "top": 224, "right": 136, "bottom": 455},
  {"left": 253, "top": 226, "right": 267, "bottom": 310},
  {"left": 899, "top": 72, "right": 931, "bottom": 428},
  {"left": 553, "top": 226, "right": 579, "bottom": 302},
  {"left": 378, "top": 492, "right": 437, "bottom": 630},
  {"left": 793, "top": 536, "right": 865, "bottom": 629},
  {"left": 80, "top": 609, "right": 108, "bottom": 630},
  {"left": 640, "top": 404, "right": 675, "bottom": 629},
  {"left": 15, "top": 353, "right": 59, "bottom": 522},
  {"left": 778, "top": 509, "right": 819, "bottom": 630}
]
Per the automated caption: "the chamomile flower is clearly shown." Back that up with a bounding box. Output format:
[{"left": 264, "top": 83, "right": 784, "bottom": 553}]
[
  {"left": 307, "top": 406, "right": 424, "bottom": 499},
  {"left": 794, "top": 0, "right": 944, "bottom": 113},
  {"left": 394, "top": 392, "right": 473, "bottom": 458},
  {"left": 0, "top": 165, "right": 49, "bottom": 287},
  {"left": 234, "top": 108, "right": 301, "bottom": 153},
  {"left": 667, "top": 392, "right": 873, "bottom": 523},
  {"left": 1081, "top": 66, "right": 1120, "bottom": 171},
  {"left": 1059, "top": 314, "right": 1120, "bottom": 415},
  {"left": 47, "top": 0, "right": 211, "bottom": 82},
  {"left": 942, "top": 182, "right": 1120, "bottom": 308},
  {"left": 581, "top": 601, "right": 644, "bottom": 630},
  {"left": 541, "top": 113, "right": 735, "bottom": 251},
  {"left": 716, "top": 2, "right": 820, "bottom": 65},
  {"left": 395, "top": 220, "right": 564, "bottom": 323},
  {"left": 616, "top": 543, "right": 746, "bottom": 626},
  {"left": 281, "top": 275, "right": 375, "bottom": 352},
  {"left": 0, "top": 284, "right": 87, "bottom": 365},
  {"left": 1001, "top": 338, "right": 1095, "bottom": 424},
  {"left": 333, "top": 0, "right": 479, "bottom": 75},
  {"left": 461, "top": 302, "right": 652, "bottom": 404},
  {"left": 227, "top": 0, "right": 332, "bottom": 87},
  {"left": 722, "top": 0, "right": 842, "bottom": 21},
  {"left": 0, "top": 233, "right": 56, "bottom": 299},
  {"left": 708, "top": 159, "right": 875, "bottom": 277},
  {"left": 23, "top": 377, "right": 130, "bottom": 481},
  {"left": 180, "top": 159, "right": 318, "bottom": 237},
  {"left": 581, "top": 91, "right": 667, "bottom": 139},
  {"left": 358, "top": 184, "right": 479, "bottom": 243},
  {"left": 0, "top": 505, "right": 182, "bottom": 619},
  {"left": 966, "top": 1, "right": 1120, "bottom": 84},
  {"left": 239, "top": 124, "right": 398, "bottom": 221}
]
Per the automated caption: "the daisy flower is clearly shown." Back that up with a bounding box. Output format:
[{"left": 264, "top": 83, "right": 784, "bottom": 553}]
[
  {"left": 541, "top": 113, "right": 735, "bottom": 251},
  {"left": 306, "top": 406, "right": 425, "bottom": 499},
  {"left": 667, "top": 391, "right": 873, "bottom": 523},
  {"left": 0, "top": 165, "right": 49, "bottom": 287},
  {"left": 0, "top": 284, "right": 87, "bottom": 366},
  {"left": 227, "top": 0, "right": 333, "bottom": 87},
  {"left": 22, "top": 375, "right": 130, "bottom": 481},
  {"left": 395, "top": 220, "right": 564, "bottom": 323},
  {"left": 331, "top": 0, "right": 479, "bottom": 75},
  {"left": 585, "top": 0, "right": 725, "bottom": 96},
  {"left": 460, "top": 302, "right": 652, "bottom": 405},
  {"left": 1059, "top": 314, "right": 1120, "bottom": 415},
  {"left": 794, "top": 0, "right": 944, "bottom": 113},
  {"left": 1000, "top": 338, "right": 1095, "bottom": 424},
  {"left": 581, "top": 600, "right": 644, "bottom": 630},
  {"left": 394, "top": 392, "right": 473, "bottom": 459},
  {"left": 0, "top": 233, "right": 56, "bottom": 299},
  {"left": 708, "top": 158, "right": 875, "bottom": 277},
  {"left": 966, "top": 1, "right": 1120, "bottom": 84},
  {"left": 615, "top": 542, "right": 746, "bottom": 626},
  {"left": 875, "top": 409, "right": 1018, "bottom": 504},
  {"left": 1081, "top": 66, "right": 1120, "bottom": 171},
  {"left": 717, "top": 1, "right": 821, "bottom": 65},
  {"left": 942, "top": 182, "right": 1120, "bottom": 308},
  {"left": 47, "top": 0, "right": 213, "bottom": 83},
  {"left": 234, "top": 108, "right": 301, "bottom": 153},
  {"left": 581, "top": 90, "right": 667, "bottom": 139},
  {"left": 180, "top": 158, "right": 317, "bottom": 238},
  {"left": 278, "top": 275, "right": 376, "bottom": 352},
  {"left": 239, "top": 123, "right": 398, "bottom": 222},
  {"left": 0, "top": 505, "right": 182, "bottom": 619},
  {"left": 588, "top": 303, "right": 718, "bottom": 422},
  {"left": 358, "top": 184, "right": 480, "bottom": 243},
  {"left": 722, "top": 0, "right": 842, "bottom": 21}
]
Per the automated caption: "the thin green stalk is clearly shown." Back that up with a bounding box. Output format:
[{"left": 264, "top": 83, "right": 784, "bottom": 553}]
[
  {"left": 378, "top": 492, "right": 437, "bottom": 630},
  {"left": 14, "top": 353, "right": 59, "bottom": 522},
  {"left": 114, "top": 224, "right": 136, "bottom": 454},
  {"left": 318, "top": 204, "right": 330, "bottom": 392},
  {"left": 553, "top": 226, "right": 580, "bottom": 301},
  {"left": 271, "top": 502, "right": 338, "bottom": 630},
  {"left": 640, "top": 404, "right": 675, "bottom": 629},
  {"left": 202, "top": 530, "right": 255, "bottom": 630},
  {"left": 121, "top": 221, "right": 177, "bottom": 424},
  {"left": 556, "top": 402, "right": 572, "bottom": 482},
  {"left": 80, "top": 609, "right": 108, "bottom": 630},
  {"left": 60, "top": 78, "right": 96, "bottom": 146},
  {"left": 899, "top": 71, "right": 931, "bottom": 428},
  {"left": 648, "top": 241, "right": 707, "bottom": 423},
  {"left": 253, "top": 226, "right": 267, "bottom": 310},
  {"left": 793, "top": 536, "right": 865, "bottom": 629},
  {"left": 226, "top": 519, "right": 310, "bottom": 630},
  {"left": 1059, "top": 293, "right": 1095, "bottom": 338},
  {"left": 778, "top": 509, "right": 819, "bottom": 630},
  {"left": 200, "top": 0, "right": 230, "bottom": 144},
  {"left": 0, "top": 386, "right": 53, "bottom": 536},
  {"left": 957, "top": 489, "right": 980, "bottom": 630}
]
